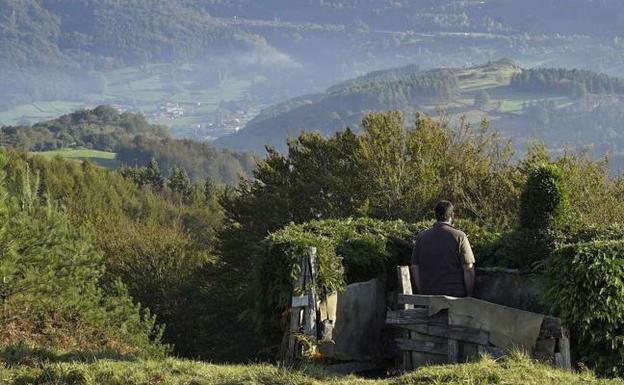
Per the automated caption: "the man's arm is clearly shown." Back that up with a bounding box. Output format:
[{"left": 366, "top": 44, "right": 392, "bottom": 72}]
[
  {"left": 463, "top": 263, "right": 475, "bottom": 297},
  {"left": 410, "top": 264, "right": 421, "bottom": 294},
  {"left": 410, "top": 237, "right": 421, "bottom": 293},
  {"left": 460, "top": 237, "right": 476, "bottom": 297}
]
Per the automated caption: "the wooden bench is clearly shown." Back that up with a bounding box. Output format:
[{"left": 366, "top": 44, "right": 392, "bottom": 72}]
[{"left": 389, "top": 266, "right": 571, "bottom": 370}]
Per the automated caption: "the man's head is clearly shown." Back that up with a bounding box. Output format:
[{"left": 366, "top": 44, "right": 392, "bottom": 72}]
[{"left": 435, "top": 200, "right": 454, "bottom": 223}]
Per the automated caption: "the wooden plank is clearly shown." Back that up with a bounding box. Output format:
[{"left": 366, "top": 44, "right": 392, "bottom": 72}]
[
  {"left": 386, "top": 309, "right": 448, "bottom": 326},
  {"left": 395, "top": 338, "right": 448, "bottom": 356},
  {"left": 448, "top": 339, "right": 459, "bottom": 363},
  {"left": 398, "top": 323, "right": 489, "bottom": 345},
  {"left": 397, "top": 266, "right": 414, "bottom": 310},
  {"left": 396, "top": 266, "right": 413, "bottom": 370},
  {"left": 398, "top": 294, "right": 432, "bottom": 307}
]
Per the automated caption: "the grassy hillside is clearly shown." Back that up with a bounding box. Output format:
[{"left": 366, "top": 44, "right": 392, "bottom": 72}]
[{"left": 1, "top": 354, "right": 620, "bottom": 385}]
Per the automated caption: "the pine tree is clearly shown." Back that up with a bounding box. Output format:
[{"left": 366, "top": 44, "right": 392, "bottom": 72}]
[
  {"left": 146, "top": 158, "right": 165, "bottom": 191},
  {"left": 204, "top": 177, "right": 216, "bottom": 202},
  {"left": 168, "top": 166, "right": 192, "bottom": 203}
]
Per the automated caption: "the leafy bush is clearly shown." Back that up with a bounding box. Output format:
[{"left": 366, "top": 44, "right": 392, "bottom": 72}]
[
  {"left": 507, "top": 164, "right": 570, "bottom": 267},
  {"left": 253, "top": 218, "right": 414, "bottom": 340},
  {"left": 253, "top": 217, "right": 500, "bottom": 343},
  {"left": 519, "top": 164, "right": 569, "bottom": 230},
  {"left": 545, "top": 240, "right": 624, "bottom": 376}
]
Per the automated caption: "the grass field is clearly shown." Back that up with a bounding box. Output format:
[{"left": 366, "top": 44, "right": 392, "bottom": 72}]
[
  {"left": 0, "top": 354, "right": 619, "bottom": 385},
  {"left": 449, "top": 64, "right": 576, "bottom": 116},
  {"left": 34, "top": 149, "right": 119, "bottom": 169}
]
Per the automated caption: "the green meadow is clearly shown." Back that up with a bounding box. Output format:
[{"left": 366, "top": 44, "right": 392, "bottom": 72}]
[{"left": 35, "top": 149, "right": 119, "bottom": 169}]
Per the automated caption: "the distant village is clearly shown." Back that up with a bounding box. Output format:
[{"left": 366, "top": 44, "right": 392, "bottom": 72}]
[{"left": 149, "top": 100, "right": 264, "bottom": 140}]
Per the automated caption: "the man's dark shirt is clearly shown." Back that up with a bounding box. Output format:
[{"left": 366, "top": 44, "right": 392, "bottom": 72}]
[{"left": 411, "top": 222, "right": 475, "bottom": 297}]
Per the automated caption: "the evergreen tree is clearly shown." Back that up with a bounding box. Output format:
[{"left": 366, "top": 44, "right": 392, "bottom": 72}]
[
  {"left": 146, "top": 158, "right": 165, "bottom": 191},
  {"left": 204, "top": 177, "right": 216, "bottom": 201},
  {"left": 168, "top": 166, "right": 192, "bottom": 202}
]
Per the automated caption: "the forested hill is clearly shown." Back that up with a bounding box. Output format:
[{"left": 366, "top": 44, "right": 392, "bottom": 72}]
[
  {"left": 214, "top": 63, "right": 463, "bottom": 151},
  {"left": 0, "top": 106, "right": 257, "bottom": 184},
  {"left": 0, "top": 0, "right": 263, "bottom": 69},
  {"left": 215, "top": 60, "right": 624, "bottom": 168}
]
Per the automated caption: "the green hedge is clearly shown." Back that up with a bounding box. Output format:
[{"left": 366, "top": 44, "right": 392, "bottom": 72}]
[
  {"left": 252, "top": 217, "right": 500, "bottom": 342},
  {"left": 545, "top": 240, "right": 624, "bottom": 376}
]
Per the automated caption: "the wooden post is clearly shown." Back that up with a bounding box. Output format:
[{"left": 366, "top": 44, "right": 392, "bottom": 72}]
[
  {"left": 555, "top": 326, "right": 572, "bottom": 370},
  {"left": 304, "top": 247, "right": 319, "bottom": 339},
  {"left": 286, "top": 255, "right": 307, "bottom": 362},
  {"left": 397, "top": 266, "right": 413, "bottom": 370}
]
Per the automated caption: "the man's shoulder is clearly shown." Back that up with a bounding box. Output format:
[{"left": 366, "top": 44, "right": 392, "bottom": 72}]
[
  {"left": 440, "top": 223, "right": 469, "bottom": 239},
  {"left": 415, "top": 227, "right": 434, "bottom": 240},
  {"left": 415, "top": 223, "right": 469, "bottom": 241}
]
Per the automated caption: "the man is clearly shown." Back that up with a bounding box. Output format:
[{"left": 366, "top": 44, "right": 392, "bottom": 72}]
[{"left": 411, "top": 200, "right": 475, "bottom": 297}]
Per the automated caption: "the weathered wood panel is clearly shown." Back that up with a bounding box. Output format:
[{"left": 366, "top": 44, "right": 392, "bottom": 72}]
[
  {"left": 395, "top": 338, "right": 448, "bottom": 356},
  {"left": 397, "top": 323, "right": 489, "bottom": 345},
  {"left": 386, "top": 308, "right": 448, "bottom": 326},
  {"left": 397, "top": 294, "right": 432, "bottom": 307}
]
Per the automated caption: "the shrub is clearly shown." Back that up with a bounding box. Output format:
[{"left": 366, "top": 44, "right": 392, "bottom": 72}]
[
  {"left": 252, "top": 217, "right": 501, "bottom": 344},
  {"left": 253, "top": 218, "right": 415, "bottom": 341},
  {"left": 545, "top": 240, "right": 624, "bottom": 376},
  {"left": 519, "top": 164, "right": 569, "bottom": 230},
  {"left": 511, "top": 164, "right": 570, "bottom": 267}
]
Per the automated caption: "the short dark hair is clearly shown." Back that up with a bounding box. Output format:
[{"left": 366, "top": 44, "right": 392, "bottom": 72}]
[{"left": 435, "top": 200, "right": 454, "bottom": 222}]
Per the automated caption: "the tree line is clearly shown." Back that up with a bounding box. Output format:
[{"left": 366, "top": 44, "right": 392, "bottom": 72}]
[
  {"left": 511, "top": 68, "right": 624, "bottom": 96},
  {"left": 0, "top": 105, "right": 256, "bottom": 184}
]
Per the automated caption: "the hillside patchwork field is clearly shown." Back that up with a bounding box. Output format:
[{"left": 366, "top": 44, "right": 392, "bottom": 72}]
[{"left": 215, "top": 60, "right": 596, "bottom": 154}]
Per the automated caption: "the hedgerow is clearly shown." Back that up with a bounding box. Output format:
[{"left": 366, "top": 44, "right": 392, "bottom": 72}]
[
  {"left": 252, "top": 217, "right": 500, "bottom": 342},
  {"left": 545, "top": 240, "right": 624, "bottom": 376}
]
